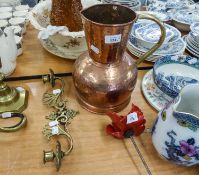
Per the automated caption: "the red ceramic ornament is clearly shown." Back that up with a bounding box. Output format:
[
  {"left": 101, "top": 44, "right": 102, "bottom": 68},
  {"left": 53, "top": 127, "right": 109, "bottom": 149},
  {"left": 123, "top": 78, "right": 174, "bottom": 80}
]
[{"left": 106, "top": 104, "right": 146, "bottom": 139}]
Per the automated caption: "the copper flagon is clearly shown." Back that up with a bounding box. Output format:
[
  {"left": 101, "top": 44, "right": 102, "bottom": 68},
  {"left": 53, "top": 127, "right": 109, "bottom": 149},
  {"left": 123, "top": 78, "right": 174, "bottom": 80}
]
[{"left": 73, "top": 4, "right": 166, "bottom": 114}]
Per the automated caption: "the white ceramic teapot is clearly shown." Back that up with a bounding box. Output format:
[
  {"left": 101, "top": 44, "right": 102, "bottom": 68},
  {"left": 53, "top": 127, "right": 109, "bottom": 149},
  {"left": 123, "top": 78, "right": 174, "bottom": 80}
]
[
  {"left": 0, "top": 28, "right": 17, "bottom": 76},
  {"left": 152, "top": 84, "right": 199, "bottom": 166}
]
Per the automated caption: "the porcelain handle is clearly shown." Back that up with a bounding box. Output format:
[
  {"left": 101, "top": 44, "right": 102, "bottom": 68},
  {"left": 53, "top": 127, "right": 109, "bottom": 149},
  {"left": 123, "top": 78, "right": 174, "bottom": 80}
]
[{"left": 135, "top": 14, "right": 166, "bottom": 65}]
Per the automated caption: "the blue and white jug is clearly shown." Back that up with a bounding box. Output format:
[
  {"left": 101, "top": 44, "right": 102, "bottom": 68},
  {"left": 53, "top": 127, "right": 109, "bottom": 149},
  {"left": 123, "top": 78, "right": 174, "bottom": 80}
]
[{"left": 152, "top": 84, "right": 199, "bottom": 166}]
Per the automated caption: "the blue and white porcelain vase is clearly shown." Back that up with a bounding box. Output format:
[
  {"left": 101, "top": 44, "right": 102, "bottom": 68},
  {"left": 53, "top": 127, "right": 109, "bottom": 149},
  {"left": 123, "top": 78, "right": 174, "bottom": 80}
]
[{"left": 152, "top": 84, "right": 199, "bottom": 166}]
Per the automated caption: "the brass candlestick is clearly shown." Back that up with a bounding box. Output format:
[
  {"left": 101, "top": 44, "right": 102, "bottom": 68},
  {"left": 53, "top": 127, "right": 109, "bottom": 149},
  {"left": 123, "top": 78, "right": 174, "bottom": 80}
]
[{"left": 0, "top": 72, "right": 28, "bottom": 113}]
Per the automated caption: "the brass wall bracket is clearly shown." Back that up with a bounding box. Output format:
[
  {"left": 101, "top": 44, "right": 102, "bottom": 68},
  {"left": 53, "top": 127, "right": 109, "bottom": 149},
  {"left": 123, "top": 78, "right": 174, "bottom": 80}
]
[
  {"left": 42, "top": 115, "right": 74, "bottom": 171},
  {"left": 42, "top": 69, "right": 65, "bottom": 107},
  {"left": 42, "top": 69, "right": 78, "bottom": 171}
]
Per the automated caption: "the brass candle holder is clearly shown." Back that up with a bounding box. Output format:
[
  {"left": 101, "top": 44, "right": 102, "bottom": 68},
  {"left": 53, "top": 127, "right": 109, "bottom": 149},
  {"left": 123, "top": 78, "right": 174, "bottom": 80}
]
[
  {"left": 0, "top": 72, "right": 28, "bottom": 113},
  {"left": 42, "top": 69, "right": 79, "bottom": 171}
]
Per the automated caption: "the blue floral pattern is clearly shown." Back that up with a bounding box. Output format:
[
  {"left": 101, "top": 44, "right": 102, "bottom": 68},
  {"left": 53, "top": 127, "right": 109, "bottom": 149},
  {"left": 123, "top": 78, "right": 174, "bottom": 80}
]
[
  {"left": 173, "top": 112, "right": 199, "bottom": 128},
  {"left": 163, "top": 131, "right": 199, "bottom": 165}
]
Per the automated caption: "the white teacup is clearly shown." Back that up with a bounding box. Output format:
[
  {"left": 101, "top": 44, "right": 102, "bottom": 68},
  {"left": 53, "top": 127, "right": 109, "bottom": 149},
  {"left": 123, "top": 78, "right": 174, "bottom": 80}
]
[
  {"left": 9, "top": 17, "right": 26, "bottom": 34},
  {"left": 15, "top": 5, "right": 29, "bottom": 11},
  {"left": 0, "top": 6, "right": 12, "bottom": 13},
  {"left": 0, "top": 12, "right": 12, "bottom": 20},
  {"left": 4, "top": 25, "right": 22, "bottom": 36},
  {"left": 13, "top": 10, "right": 28, "bottom": 18}
]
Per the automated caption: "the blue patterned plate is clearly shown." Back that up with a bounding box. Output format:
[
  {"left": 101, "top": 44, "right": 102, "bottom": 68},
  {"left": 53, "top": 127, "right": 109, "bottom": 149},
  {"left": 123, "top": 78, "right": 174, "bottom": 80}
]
[
  {"left": 153, "top": 55, "right": 199, "bottom": 98},
  {"left": 132, "top": 20, "right": 181, "bottom": 43},
  {"left": 135, "top": 23, "right": 174, "bottom": 43},
  {"left": 173, "top": 9, "right": 199, "bottom": 25}
]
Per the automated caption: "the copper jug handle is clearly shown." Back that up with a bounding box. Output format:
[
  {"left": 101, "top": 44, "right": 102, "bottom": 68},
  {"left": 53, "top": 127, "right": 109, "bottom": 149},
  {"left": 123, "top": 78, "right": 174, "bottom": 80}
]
[{"left": 135, "top": 14, "right": 166, "bottom": 65}]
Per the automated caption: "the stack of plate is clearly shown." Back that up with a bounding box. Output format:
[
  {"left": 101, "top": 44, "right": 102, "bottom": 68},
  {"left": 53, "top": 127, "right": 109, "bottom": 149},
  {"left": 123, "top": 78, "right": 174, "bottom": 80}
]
[
  {"left": 127, "top": 20, "right": 185, "bottom": 62},
  {"left": 146, "top": 0, "right": 194, "bottom": 12},
  {"left": 102, "top": 0, "right": 141, "bottom": 11},
  {"left": 184, "top": 22, "right": 199, "bottom": 58},
  {"left": 0, "top": 5, "right": 30, "bottom": 56},
  {"left": 146, "top": 0, "right": 196, "bottom": 27}
]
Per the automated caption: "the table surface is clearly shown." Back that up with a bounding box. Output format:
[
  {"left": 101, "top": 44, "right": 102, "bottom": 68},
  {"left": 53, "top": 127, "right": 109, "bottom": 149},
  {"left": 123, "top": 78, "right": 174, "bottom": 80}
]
[
  {"left": 11, "top": 25, "right": 153, "bottom": 78},
  {"left": 0, "top": 25, "right": 198, "bottom": 175}
]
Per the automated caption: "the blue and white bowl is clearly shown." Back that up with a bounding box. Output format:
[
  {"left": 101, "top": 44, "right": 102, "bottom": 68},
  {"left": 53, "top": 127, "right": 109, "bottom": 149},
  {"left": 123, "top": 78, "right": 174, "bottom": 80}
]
[{"left": 153, "top": 55, "right": 199, "bottom": 98}]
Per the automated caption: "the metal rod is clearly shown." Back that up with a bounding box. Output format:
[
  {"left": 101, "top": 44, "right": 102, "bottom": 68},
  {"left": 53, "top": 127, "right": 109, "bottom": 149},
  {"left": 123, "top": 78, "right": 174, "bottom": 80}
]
[
  {"left": 130, "top": 136, "right": 152, "bottom": 175},
  {"left": 4, "top": 72, "right": 73, "bottom": 82},
  {"left": 4, "top": 66, "right": 152, "bottom": 82}
]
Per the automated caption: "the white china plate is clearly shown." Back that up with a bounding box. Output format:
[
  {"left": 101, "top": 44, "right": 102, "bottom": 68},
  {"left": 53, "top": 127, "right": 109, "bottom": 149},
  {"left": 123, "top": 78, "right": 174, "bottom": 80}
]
[
  {"left": 40, "top": 39, "right": 85, "bottom": 59},
  {"left": 127, "top": 43, "right": 160, "bottom": 62},
  {"left": 141, "top": 69, "right": 173, "bottom": 111}
]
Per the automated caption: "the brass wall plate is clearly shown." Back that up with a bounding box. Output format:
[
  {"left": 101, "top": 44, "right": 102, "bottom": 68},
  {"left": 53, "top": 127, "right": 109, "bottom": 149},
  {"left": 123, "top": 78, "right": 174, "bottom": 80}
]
[{"left": 0, "top": 73, "right": 28, "bottom": 113}]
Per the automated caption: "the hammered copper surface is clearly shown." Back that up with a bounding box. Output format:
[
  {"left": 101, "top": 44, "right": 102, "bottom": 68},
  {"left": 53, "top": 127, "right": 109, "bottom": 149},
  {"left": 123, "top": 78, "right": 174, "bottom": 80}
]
[
  {"left": 73, "top": 4, "right": 165, "bottom": 114},
  {"left": 50, "top": 0, "right": 83, "bottom": 31},
  {"left": 74, "top": 5, "right": 138, "bottom": 113},
  {"left": 81, "top": 4, "right": 137, "bottom": 64},
  {"left": 73, "top": 51, "right": 137, "bottom": 114}
]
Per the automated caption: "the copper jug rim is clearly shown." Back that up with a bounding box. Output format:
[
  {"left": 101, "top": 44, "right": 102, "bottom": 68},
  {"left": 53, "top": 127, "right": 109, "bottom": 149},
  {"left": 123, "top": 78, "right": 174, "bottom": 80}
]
[{"left": 81, "top": 4, "right": 138, "bottom": 27}]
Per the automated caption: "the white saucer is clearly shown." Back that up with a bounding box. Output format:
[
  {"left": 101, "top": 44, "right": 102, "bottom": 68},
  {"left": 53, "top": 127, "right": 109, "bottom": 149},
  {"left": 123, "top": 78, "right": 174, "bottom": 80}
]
[
  {"left": 40, "top": 39, "right": 85, "bottom": 59},
  {"left": 141, "top": 69, "right": 173, "bottom": 111}
]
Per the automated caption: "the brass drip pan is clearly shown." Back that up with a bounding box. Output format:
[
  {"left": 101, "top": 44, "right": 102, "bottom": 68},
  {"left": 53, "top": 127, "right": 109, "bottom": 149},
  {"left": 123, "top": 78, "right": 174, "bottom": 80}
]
[{"left": 0, "top": 73, "right": 28, "bottom": 113}]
